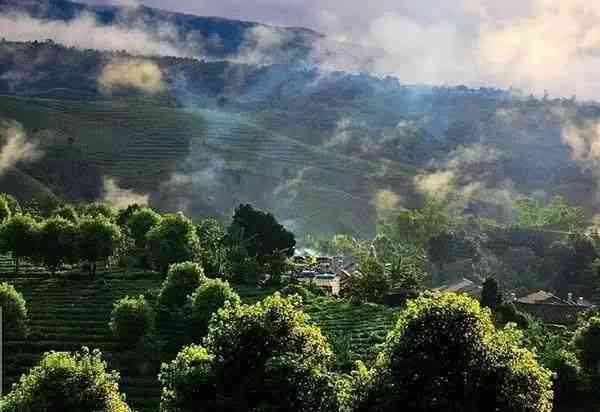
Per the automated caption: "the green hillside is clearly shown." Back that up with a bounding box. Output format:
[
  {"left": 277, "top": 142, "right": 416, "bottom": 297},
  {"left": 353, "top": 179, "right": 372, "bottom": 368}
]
[{"left": 0, "top": 264, "right": 398, "bottom": 411}]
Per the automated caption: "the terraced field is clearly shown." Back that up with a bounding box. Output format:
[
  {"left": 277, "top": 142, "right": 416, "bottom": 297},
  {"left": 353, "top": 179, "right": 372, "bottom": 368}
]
[{"left": 0, "top": 262, "right": 398, "bottom": 411}]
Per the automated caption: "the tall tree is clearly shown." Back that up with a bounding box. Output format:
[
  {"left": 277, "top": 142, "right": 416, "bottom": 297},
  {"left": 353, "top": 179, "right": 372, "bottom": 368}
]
[
  {"left": 146, "top": 213, "right": 201, "bottom": 274},
  {"left": 481, "top": 278, "right": 502, "bottom": 310},
  {"left": 37, "top": 216, "right": 79, "bottom": 275},
  {"left": 78, "top": 215, "right": 121, "bottom": 277},
  {"left": 0, "top": 214, "right": 39, "bottom": 274}
]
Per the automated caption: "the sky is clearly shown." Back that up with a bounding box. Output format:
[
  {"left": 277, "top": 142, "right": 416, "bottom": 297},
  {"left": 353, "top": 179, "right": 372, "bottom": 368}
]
[{"left": 6, "top": 0, "right": 600, "bottom": 99}]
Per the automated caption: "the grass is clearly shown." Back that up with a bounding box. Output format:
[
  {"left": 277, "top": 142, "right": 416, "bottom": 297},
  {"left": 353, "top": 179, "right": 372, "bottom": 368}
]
[{"left": 0, "top": 262, "right": 399, "bottom": 411}]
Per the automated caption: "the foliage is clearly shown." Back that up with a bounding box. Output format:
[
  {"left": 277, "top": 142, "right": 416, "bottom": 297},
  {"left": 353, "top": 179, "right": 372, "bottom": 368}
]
[
  {"left": 573, "top": 316, "right": 600, "bottom": 375},
  {"left": 515, "top": 195, "right": 585, "bottom": 230},
  {"left": 0, "top": 193, "right": 21, "bottom": 215},
  {"left": 81, "top": 202, "right": 117, "bottom": 220},
  {"left": 110, "top": 295, "right": 154, "bottom": 346},
  {"left": 0, "top": 195, "right": 11, "bottom": 222},
  {"left": 53, "top": 203, "right": 80, "bottom": 223},
  {"left": 159, "top": 261, "right": 206, "bottom": 309},
  {"left": 37, "top": 216, "right": 79, "bottom": 275},
  {"left": 160, "top": 294, "right": 340, "bottom": 412},
  {"left": 196, "top": 218, "right": 226, "bottom": 276},
  {"left": 481, "top": 278, "right": 502, "bottom": 310},
  {"left": 126, "top": 207, "right": 162, "bottom": 249},
  {"left": 1, "top": 348, "right": 132, "bottom": 412},
  {"left": 348, "top": 254, "right": 391, "bottom": 303},
  {"left": 78, "top": 215, "right": 122, "bottom": 276},
  {"left": 353, "top": 293, "right": 553, "bottom": 412},
  {"left": 227, "top": 203, "right": 296, "bottom": 267},
  {"left": 146, "top": 213, "right": 201, "bottom": 274},
  {"left": 189, "top": 278, "right": 241, "bottom": 341},
  {"left": 280, "top": 282, "right": 314, "bottom": 301},
  {"left": 0, "top": 282, "right": 28, "bottom": 339},
  {"left": 0, "top": 213, "right": 39, "bottom": 274},
  {"left": 116, "top": 203, "right": 142, "bottom": 227}
]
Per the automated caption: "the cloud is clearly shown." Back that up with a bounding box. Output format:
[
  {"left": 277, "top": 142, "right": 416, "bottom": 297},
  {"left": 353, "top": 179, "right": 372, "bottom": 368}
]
[
  {"left": 102, "top": 177, "right": 149, "bottom": 209},
  {"left": 0, "top": 12, "right": 184, "bottom": 57},
  {"left": 99, "top": 60, "right": 164, "bottom": 93},
  {"left": 373, "top": 189, "right": 402, "bottom": 212},
  {"left": 0, "top": 121, "right": 43, "bottom": 174},
  {"left": 414, "top": 170, "right": 457, "bottom": 200}
]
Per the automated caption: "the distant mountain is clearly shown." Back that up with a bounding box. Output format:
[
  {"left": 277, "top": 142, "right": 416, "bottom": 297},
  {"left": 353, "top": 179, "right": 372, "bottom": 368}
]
[
  {"left": 0, "top": 0, "right": 322, "bottom": 61},
  {"left": 0, "top": 40, "right": 597, "bottom": 237}
]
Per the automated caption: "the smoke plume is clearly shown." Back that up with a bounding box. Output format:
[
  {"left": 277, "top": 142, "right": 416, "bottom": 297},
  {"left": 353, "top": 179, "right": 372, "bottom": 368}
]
[
  {"left": 0, "top": 121, "right": 43, "bottom": 175},
  {"left": 99, "top": 60, "right": 164, "bottom": 94},
  {"left": 102, "top": 177, "right": 149, "bottom": 209}
]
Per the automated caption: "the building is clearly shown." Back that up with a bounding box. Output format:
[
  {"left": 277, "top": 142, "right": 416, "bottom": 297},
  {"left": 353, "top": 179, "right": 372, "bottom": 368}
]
[
  {"left": 513, "top": 290, "right": 594, "bottom": 325},
  {"left": 434, "top": 278, "right": 482, "bottom": 299}
]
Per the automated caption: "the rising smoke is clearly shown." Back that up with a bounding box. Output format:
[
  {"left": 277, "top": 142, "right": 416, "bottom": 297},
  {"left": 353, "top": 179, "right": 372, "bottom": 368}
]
[
  {"left": 99, "top": 60, "right": 164, "bottom": 94},
  {"left": 0, "top": 121, "right": 43, "bottom": 175},
  {"left": 102, "top": 177, "right": 149, "bottom": 209}
]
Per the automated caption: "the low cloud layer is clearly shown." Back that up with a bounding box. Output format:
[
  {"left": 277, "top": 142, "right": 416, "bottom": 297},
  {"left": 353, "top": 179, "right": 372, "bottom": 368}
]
[
  {"left": 99, "top": 60, "right": 164, "bottom": 93},
  {"left": 102, "top": 177, "right": 149, "bottom": 209},
  {"left": 0, "top": 12, "right": 184, "bottom": 56},
  {"left": 81, "top": 0, "right": 600, "bottom": 100},
  {"left": 0, "top": 121, "right": 43, "bottom": 175}
]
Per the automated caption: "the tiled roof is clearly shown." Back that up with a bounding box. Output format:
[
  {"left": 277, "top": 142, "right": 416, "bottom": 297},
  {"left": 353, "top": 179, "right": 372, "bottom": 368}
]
[
  {"left": 515, "top": 302, "right": 590, "bottom": 325},
  {"left": 516, "top": 290, "right": 565, "bottom": 305}
]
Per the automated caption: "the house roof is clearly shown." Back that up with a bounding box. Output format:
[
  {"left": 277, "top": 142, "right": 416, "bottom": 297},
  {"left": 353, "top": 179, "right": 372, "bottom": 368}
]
[
  {"left": 515, "top": 302, "right": 590, "bottom": 325},
  {"left": 434, "top": 278, "right": 482, "bottom": 296},
  {"left": 516, "top": 291, "right": 565, "bottom": 305}
]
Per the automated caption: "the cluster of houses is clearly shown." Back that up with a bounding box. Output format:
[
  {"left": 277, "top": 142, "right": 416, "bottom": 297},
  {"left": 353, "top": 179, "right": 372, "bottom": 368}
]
[
  {"left": 435, "top": 278, "right": 594, "bottom": 325},
  {"left": 290, "top": 255, "right": 353, "bottom": 295}
]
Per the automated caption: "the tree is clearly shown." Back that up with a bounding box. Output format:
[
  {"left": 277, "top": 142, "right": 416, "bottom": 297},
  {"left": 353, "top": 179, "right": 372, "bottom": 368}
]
[
  {"left": 0, "top": 282, "right": 28, "bottom": 339},
  {"left": 1, "top": 348, "right": 132, "bottom": 412},
  {"left": 189, "top": 278, "right": 240, "bottom": 340},
  {"left": 159, "top": 262, "right": 206, "bottom": 309},
  {"left": 110, "top": 295, "right": 154, "bottom": 346},
  {"left": 80, "top": 202, "right": 117, "bottom": 220},
  {"left": 227, "top": 204, "right": 295, "bottom": 266},
  {"left": 0, "top": 195, "right": 11, "bottom": 222},
  {"left": 481, "top": 278, "right": 502, "bottom": 310},
  {"left": 146, "top": 213, "right": 201, "bottom": 274},
  {"left": 116, "top": 203, "right": 142, "bottom": 226},
  {"left": 196, "top": 218, "right": 226, "bottom": 276},
  {"left": 0, "top": 214, "right": 39, "bottom": 274},
  {"left": 353, "top": 293, "right": 553, "bottom": 412},
  {"left": 127, "top": 207, "right": 162, "bottom": 249},
  {"left": 515, "top": 194, "right": 585, "bottom": 230},
  {"left": 53, "top": 203, "right": 79, "bottom": 223},
  {"left": 159, "top": 294, "right": 341, "bottom": 412},
  {"left": 0, "top": 193, "right": 21, "bottom": 215},
  {"left": 348, "top": 254, "right": 391, "bottom": 303},
  {"left": 37, "top": 216, "right": 79, "bottom": 275},
  {"left": 78, "top": 215, "right": 121, "bottom": 276},
  {"left": 573, "top": 316, "right": 600, "bottom": 375}
]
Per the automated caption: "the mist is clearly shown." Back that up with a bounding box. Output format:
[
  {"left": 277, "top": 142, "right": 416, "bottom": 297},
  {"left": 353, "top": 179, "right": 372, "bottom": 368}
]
[{"left": 0, "top": 121, "right": 43, "bottom": 175}]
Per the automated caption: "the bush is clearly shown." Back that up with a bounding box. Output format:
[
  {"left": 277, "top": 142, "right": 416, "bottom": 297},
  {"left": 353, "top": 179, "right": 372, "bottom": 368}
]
[
  {"left": 280, "top": 283, "right": 314, "bottom": 301},
  {"left": 353, "top": 293, "right": 553, "bottom": 412},
  {"left": 189, "top": 278, "right": 241, "bottom": 340},
  {"left": 159, "top": 262, "right": 206, "bottom": 309},
  {"left": 159, "top": 294, "right": 340, "bottom": 412},
  {"left": 1, "top": 348, "right": 132, "bottom": 412},
  {"left": 0, "top": 282, "right": 27, "bottom": 339},
  {"left": 110, "top": 295, "right": 154, "bottom": 345}
]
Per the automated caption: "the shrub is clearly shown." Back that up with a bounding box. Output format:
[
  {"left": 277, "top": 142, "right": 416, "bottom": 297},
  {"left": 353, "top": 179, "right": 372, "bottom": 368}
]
[
  {"left": 0, "top": 282, "right": 27, "bottom": 339},
  {"left": 573, "top": 316, "right": 600, "bottom": 375},
  {"left": 78, "top": 215, "right": 121, "bottom": 276},
  {"left": 159, "top": 294, "right": 340, "bottom": 412},
  {"left": 280, "top": 283, "right": 314, "bottom": 301},
  {"left": 1, "top": 348, "right": 132, "bottom": 412},
  {"left": 127, "top": 208, "right": 162, "bottom": 249},
  {"left": 189, "top": 278, "right": 241, "bottom": 340},
  {"left": 353, "top": 293, "right": 553, "bottom": 412},
  {"left": 110, "top": 295, "right": 154, "bottom": 345},
  {"left": 146, "top": 213, "right": 201, "bottom": 274},
  {"left": 159, "top": 262, "right": 205, "bottom": 308}
]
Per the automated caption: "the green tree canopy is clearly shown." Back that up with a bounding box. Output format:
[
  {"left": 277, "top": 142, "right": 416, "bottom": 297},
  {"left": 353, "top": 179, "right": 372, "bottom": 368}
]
[
  {"left": 37, "top": 216, "right": 79, "bottom": 275},
  {"left": 146, "top": 212, "right": 201, "bottom": 274},
  {"left": 573, "top": 316, "right": 600, "bottom": 375},
  {"left": 0, "top": 214, "right": 39, "bottom": 274},
  {"left": 78, "top": 215, "right": 121, "bottom": 276},
  {"left": 189, "top": 278, "right": 240, "bottom": 341},
  {"left": 159, "top": 294, "right": 340, "bottom": 412},
  {"left": 127, "top": 207, "right": 162, "bottom": 249},
  {"left": 1, "top": 348, "right": 132, "bottom": 412},
  {"left": 196, "top": 218, "right": 226, "bottom": 276},
  {"left": 515, "top": 194, "right": 585, "bottom": 230},
  {"left": 481, "top": 278, "right": 502, "bottom": 310},
  {"left": 354, "top": 293, "right": 553, "bottom": 412},
  {"left": 110, "top": 295, "right": 154, "bottom": 346},
  {"left": 159, "top": 261, "right": 206, "bottom": 309},
  {"left": 227, "top": 204, "right": 296, "bottom": 265},
  {"left": 0, "top": 282, "right": 27, "bottom": 339}
]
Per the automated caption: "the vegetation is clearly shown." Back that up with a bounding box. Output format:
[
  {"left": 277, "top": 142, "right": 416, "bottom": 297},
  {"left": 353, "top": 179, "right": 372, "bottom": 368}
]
[
  {"left": 189, "top": 278, "right": 241, "bottom": 341},
  {"left": 147, "top": 213, "right": 201, "bottom": 274},
  {"left": 110, "top": 295, "right": 155, "bottom": 346},
  {"left": 1, "top": 348, "right": 132, "bottom": 412},
  {"left": 0, "top": 214, "right": 39, "bottom": 274},
  {"left": 0, "top": 281, "right": 27, "bottom": 339},
  {"left": 159, "top": 262, "right": 205, "bottom": 309},
  {"left": 78, "top": 215, "right": 122, "bottom": 277}
]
